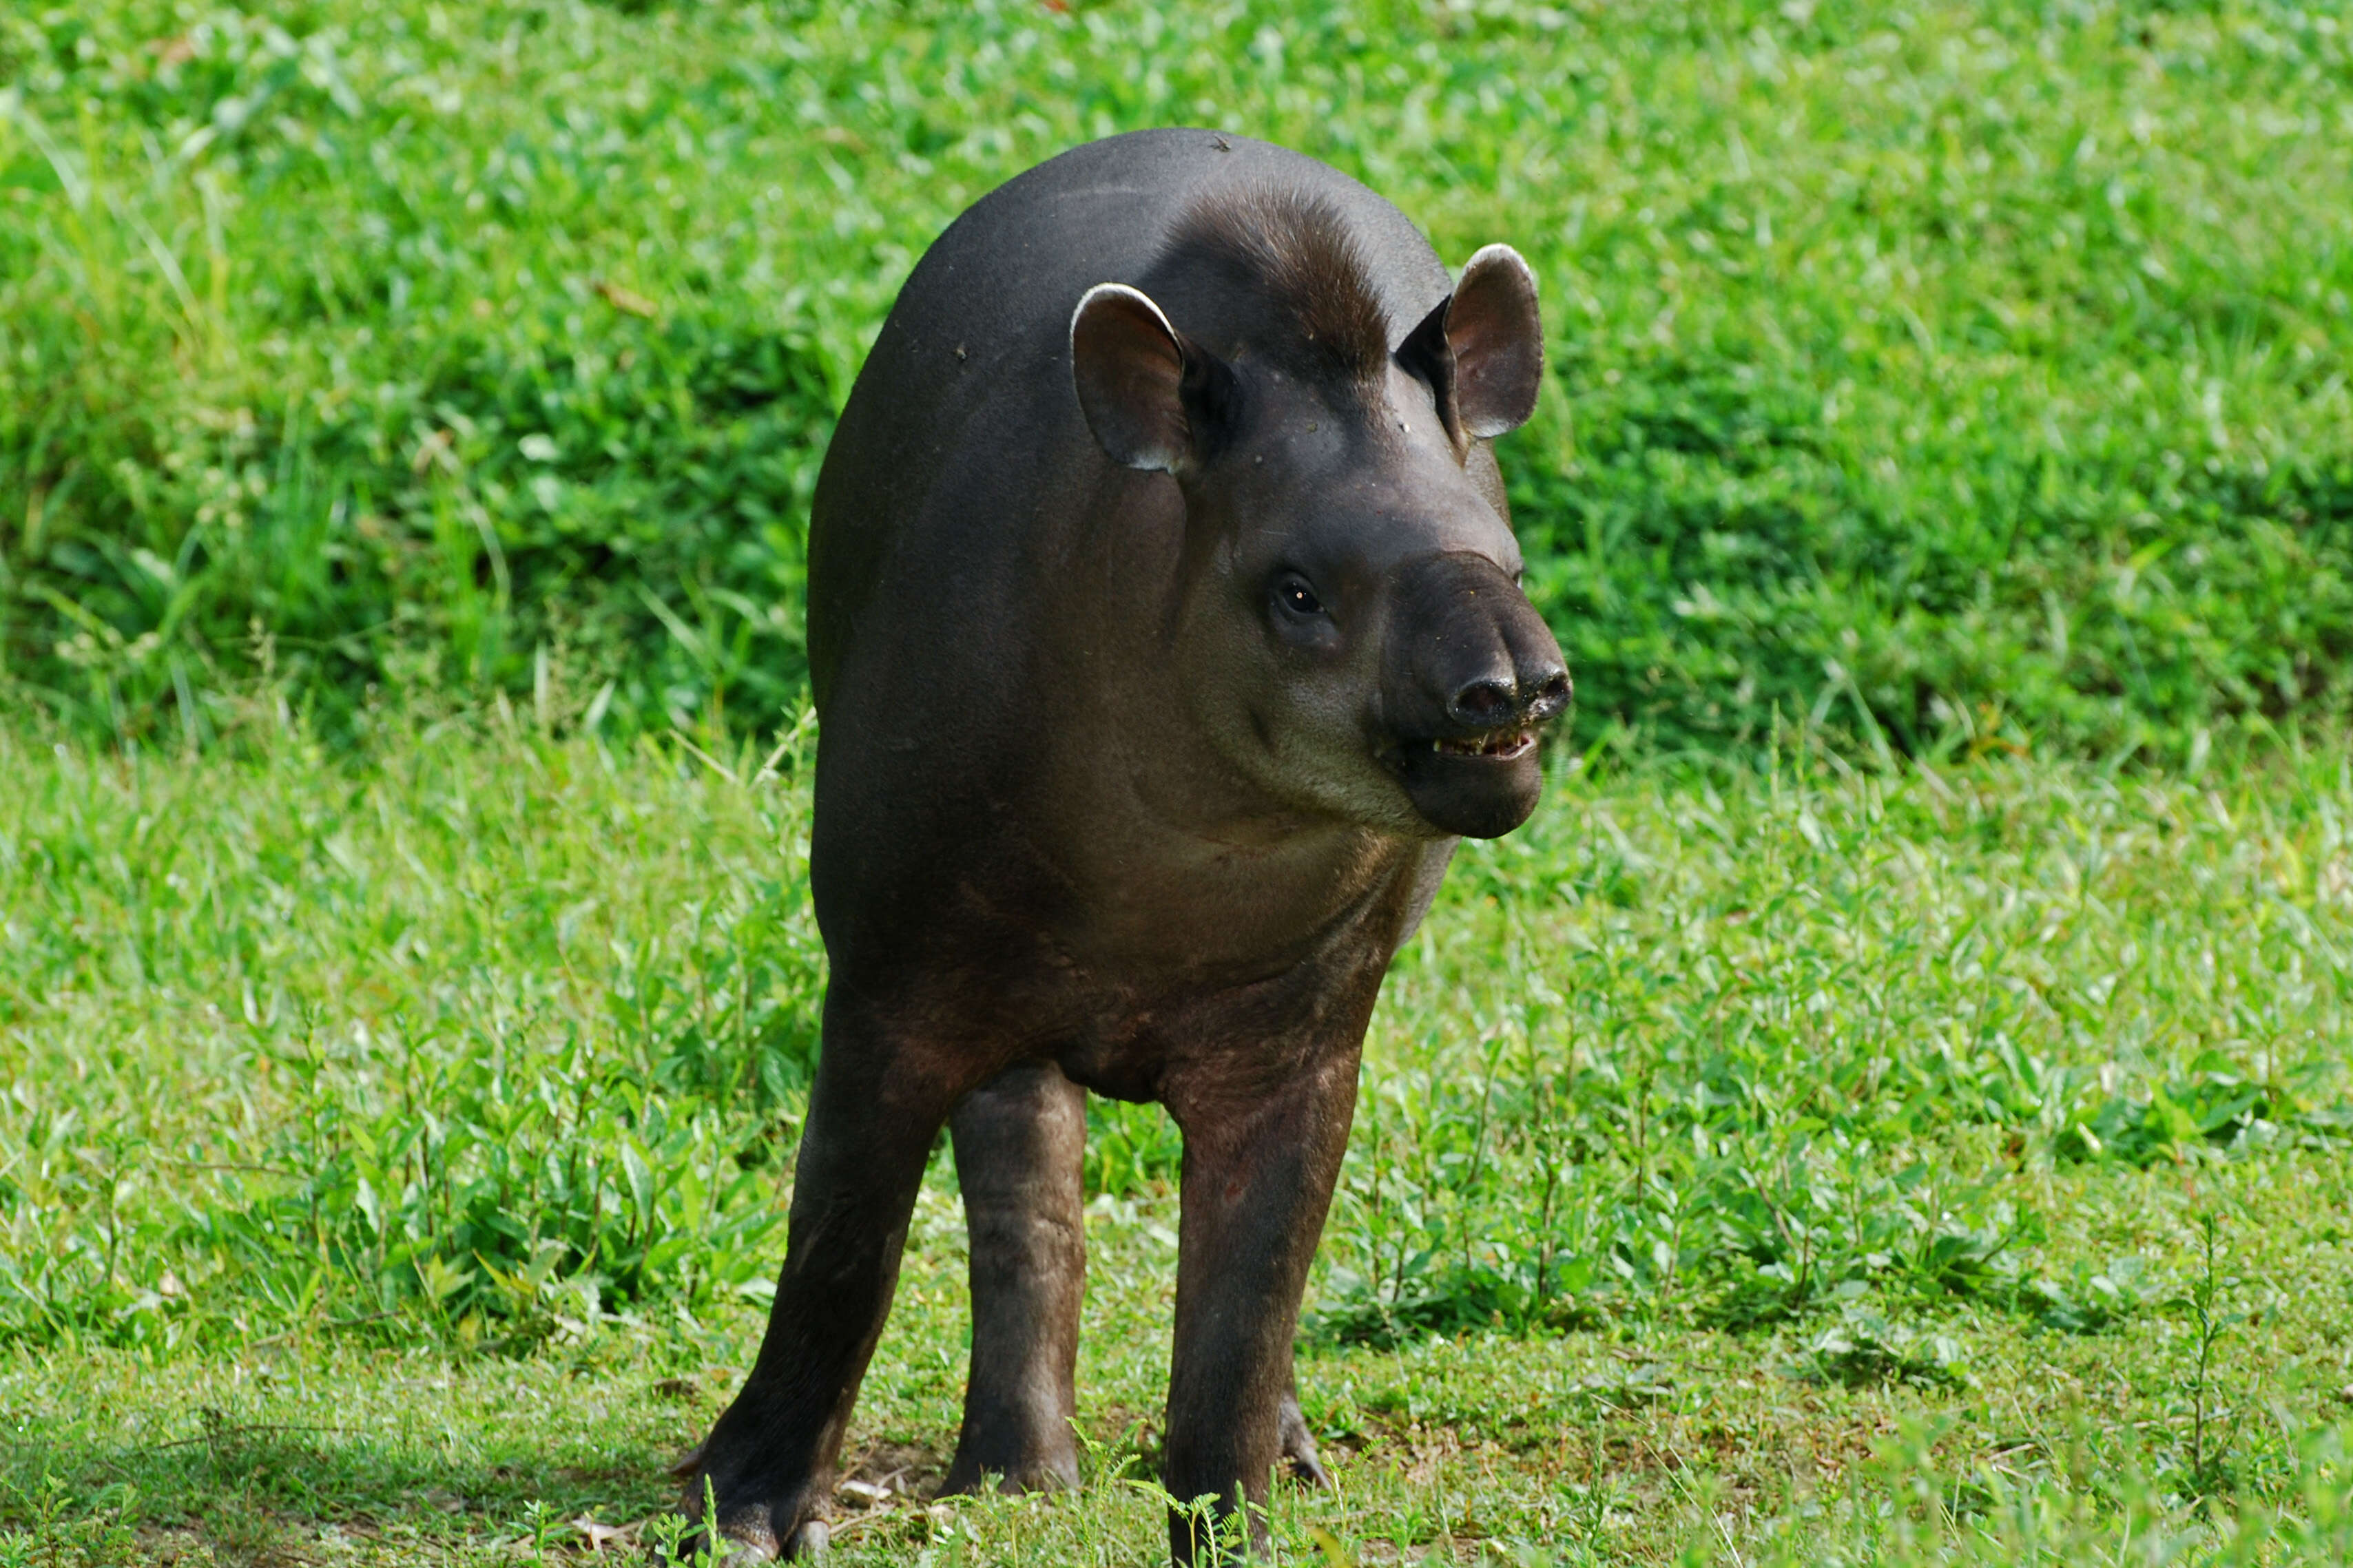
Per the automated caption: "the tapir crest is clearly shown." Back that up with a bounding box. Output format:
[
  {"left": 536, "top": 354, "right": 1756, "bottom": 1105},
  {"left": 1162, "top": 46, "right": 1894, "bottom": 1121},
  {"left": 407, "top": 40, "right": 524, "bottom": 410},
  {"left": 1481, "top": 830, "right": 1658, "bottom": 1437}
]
[{"left": 680, "top": 129, "right": 1569, "bottom": 1564}]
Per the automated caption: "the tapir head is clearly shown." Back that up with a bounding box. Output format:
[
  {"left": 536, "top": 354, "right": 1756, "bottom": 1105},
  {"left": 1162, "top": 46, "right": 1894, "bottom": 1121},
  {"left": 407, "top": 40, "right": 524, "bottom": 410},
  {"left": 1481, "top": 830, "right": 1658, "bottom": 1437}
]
[{"left": 1069, "top": 191, "right": 1571, "bottom": 840}]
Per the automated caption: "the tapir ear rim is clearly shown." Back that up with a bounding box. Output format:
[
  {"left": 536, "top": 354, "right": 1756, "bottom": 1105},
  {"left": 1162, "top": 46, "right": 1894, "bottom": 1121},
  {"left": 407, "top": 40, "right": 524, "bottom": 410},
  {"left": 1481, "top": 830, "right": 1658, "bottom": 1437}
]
[
  {"left": 1070, "top": 281, "right": 1176, "bottom": 349},
  {"left": 1449, "top": 242, "right": 1544, "bottom": 441},
  {"left": 1070, "top": 282, "right": 1192, "bottom": 474},
  {"left": 1459, "top": 242, "right": 1537, "bottom": 286}
]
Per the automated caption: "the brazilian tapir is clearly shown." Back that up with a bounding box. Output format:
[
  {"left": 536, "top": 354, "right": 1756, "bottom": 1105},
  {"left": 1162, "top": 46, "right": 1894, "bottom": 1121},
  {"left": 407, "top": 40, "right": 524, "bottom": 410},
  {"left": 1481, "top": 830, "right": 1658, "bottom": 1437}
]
[{"left": 678, "top": 128, "right": 1569, "bottom": 1561}]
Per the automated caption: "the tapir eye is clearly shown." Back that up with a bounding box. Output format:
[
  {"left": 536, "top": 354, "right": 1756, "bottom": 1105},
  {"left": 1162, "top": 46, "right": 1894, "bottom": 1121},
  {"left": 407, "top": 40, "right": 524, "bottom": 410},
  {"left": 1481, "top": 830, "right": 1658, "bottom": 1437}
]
[{"left": 1275, "top": 574, "right": 1327, "bottom": 618}]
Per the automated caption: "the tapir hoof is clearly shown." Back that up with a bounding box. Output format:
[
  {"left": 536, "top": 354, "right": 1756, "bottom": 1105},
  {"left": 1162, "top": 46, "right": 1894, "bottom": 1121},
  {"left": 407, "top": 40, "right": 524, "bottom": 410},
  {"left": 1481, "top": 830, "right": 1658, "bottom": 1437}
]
[
  {"left": 658, "top": 1518, "right": 770, "bottom": 1566},
  {"left": 665, "top": 1443, "right": 829, "bottom": 1562},
  {"left": 661, "top": 1505, "right": 827, "bottom": 1565},
  {"left": 708, "top": 1529, "right": 779, "bottom": 1567},
  {"left": 940, "top": 1447, "right": 1082, "bottom": 1498}
]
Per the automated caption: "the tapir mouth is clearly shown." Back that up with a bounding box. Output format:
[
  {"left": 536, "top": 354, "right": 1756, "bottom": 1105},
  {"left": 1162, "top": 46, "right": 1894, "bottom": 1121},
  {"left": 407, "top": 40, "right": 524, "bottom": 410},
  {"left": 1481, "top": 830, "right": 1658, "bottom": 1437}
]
[
  {"left": 1429, "top": 729, "right": 1537, "bottom": 760},
  {"left": 1382, "top": 724, "right": 1548, "bottom": 840}
]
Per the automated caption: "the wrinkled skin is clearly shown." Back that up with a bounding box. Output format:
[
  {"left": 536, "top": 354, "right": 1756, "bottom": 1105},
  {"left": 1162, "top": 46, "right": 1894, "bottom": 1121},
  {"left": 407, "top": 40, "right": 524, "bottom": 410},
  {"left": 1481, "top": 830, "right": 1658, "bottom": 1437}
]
[{"left": 678, "top": 129, "right": 1568, "bottom": 1562}]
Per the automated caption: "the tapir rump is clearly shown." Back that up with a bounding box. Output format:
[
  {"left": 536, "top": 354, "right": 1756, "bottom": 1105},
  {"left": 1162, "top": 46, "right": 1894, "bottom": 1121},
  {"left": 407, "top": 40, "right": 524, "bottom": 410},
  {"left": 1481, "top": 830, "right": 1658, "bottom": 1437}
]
[{"left": 676, "top": 128, "right": 1570, "bottom": 1562}]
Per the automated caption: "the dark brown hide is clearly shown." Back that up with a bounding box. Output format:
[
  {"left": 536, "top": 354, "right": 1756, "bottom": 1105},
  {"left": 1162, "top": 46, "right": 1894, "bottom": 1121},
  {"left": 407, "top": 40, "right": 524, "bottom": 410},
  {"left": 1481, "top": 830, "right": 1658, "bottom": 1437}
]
[{"left": 683, "top": 129, "right": 1566, "bottom": 1563}]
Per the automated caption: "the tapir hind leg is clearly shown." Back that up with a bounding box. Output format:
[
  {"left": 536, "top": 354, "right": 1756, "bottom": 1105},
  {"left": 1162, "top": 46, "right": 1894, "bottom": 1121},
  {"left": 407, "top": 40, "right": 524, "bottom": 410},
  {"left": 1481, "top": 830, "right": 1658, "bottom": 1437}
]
[
  {"left": 942, "top": 1060, "right": 1088, "bottom": 1494},
  {"left": 678, "top": 997, "right": 968, "bottom": 1561},
  {"left": 1161, "top": 1050, "right": 1360, "bottom": 1562}
]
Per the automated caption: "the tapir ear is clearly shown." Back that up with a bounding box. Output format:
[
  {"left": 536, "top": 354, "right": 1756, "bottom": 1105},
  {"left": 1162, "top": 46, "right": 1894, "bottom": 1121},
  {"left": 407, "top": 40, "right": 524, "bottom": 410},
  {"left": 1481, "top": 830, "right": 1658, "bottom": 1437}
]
[
  {"left": 1447, "top": 245, "right": 1543, "bottom": 438},
  {"left": 1070, "top": 283, "right": 1235, "bottom": 472},
  {"left": 1396, "top": 244, "right": 1544, "bottom": 443}
]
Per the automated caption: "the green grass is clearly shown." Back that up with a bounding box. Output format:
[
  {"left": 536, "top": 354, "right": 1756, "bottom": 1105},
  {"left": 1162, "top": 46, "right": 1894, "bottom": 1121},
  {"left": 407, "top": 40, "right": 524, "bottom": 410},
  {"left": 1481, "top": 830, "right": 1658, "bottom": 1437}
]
[
  {"left": 4, "top": 709, "right": 2351, "bottom": 1562},
  {"left": 10, "top": 2, "right": 2353, "bottom": 1562},
  {"left": 5, "top": 0, "right": 2352, "bottom": 756}
]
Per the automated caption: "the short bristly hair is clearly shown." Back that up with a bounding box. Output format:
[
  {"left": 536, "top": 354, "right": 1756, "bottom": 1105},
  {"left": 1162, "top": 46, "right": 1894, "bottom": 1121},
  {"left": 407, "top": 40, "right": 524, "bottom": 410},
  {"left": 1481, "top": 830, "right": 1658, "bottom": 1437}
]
[{"left": 1143, "top": 186, "right": 1393, "bottom": 393}]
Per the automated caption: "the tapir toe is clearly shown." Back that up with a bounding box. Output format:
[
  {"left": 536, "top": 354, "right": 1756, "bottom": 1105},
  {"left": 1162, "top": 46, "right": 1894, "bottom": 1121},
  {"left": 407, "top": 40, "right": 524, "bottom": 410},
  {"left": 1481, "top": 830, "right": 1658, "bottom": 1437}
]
[{"left": 1280, "top": 1402, "right": 1332, "bottom": 1489}]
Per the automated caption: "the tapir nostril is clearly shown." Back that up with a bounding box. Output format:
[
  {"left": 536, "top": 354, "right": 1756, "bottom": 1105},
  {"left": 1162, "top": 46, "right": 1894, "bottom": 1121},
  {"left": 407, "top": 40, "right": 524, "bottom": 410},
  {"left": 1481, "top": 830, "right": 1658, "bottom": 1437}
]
[
  {"left": 1449, "top": 678, "right": 1517, "bottom": 729},
  {"left": 1526, "top": 670, "right": 1572, "bottom": 722}
]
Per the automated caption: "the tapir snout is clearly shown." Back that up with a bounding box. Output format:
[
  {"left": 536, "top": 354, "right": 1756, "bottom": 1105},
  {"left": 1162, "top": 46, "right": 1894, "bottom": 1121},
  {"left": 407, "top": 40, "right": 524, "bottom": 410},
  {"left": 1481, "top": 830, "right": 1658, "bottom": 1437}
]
[{"left": 1381, "top": 552, "right": 1571, "bottom": 839}]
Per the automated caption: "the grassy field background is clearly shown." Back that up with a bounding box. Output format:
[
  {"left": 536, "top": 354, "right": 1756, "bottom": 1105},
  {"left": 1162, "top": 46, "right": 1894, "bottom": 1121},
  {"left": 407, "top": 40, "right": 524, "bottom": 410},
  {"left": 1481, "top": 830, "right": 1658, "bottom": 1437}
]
[{"left": 8, "top": 0, "right": 2353, "bottom": 1563}]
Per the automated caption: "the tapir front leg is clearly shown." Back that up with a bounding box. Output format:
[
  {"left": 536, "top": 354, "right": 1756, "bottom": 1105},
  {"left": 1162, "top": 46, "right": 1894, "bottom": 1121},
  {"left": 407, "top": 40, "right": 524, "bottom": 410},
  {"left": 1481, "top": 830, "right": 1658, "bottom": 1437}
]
[
  {"left": 681, "top": 998, "right": 967, "bottom": 1560},
  {"left": 945, "top": 1060, "right": 1329, "bottom": 1501},
  {"left": 943, "top": 1060, "right": 1088, "bottom": 1494},
  {"left": 1162, "top": 1049, "right": 1360, "bottom": 1562}
]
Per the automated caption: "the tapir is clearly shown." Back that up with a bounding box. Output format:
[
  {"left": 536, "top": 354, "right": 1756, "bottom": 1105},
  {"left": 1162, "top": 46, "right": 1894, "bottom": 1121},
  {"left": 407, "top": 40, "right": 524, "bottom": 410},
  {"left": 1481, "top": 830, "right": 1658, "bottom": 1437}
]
[{"left": 676, "top": 128, "right": 1570, "bottom": 1561}]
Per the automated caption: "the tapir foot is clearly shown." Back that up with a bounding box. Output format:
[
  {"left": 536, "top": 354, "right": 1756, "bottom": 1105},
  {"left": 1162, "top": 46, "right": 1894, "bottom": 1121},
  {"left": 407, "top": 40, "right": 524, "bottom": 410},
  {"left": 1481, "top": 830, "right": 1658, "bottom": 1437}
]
[
  {"left": 667, "top": 1445, "right": 832, "bottom": 1561},
  {"left": 663, "top": 1496, "right": 830, "bottom": 1563},
  {"left": 939, "top": 1442, "right": 1081, "bottom": 1498},
  {"left": 1277, "top": 1391, "right": 1330, "bottom": 1489}
]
